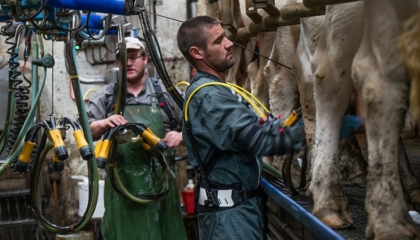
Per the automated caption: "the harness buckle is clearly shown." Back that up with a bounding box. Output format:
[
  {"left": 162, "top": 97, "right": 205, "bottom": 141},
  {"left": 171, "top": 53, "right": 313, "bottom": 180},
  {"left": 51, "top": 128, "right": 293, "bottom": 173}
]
[
  {"left": 199, "top": 187, "right": 232, "bottom": 207},
  {"left": 198, "top": 187, "right": 257, "bottom": 208}
]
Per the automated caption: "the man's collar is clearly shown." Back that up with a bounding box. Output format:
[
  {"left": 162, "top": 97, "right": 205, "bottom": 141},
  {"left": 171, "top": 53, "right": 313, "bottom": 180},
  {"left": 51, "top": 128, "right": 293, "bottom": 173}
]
[{"left": 191, "top": 71, "right": 222, "bottom": 84}]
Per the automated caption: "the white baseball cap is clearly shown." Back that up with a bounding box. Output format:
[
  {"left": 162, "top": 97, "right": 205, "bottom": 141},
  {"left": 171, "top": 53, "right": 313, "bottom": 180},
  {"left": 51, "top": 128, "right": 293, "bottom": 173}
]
[{"left": 116, "top": 37, "right": 145, "bottom": 54}]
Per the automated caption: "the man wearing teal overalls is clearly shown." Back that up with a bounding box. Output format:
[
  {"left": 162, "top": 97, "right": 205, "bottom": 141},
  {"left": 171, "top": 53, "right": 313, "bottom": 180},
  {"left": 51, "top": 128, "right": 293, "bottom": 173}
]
[
  {"left": 87, "top": 37, "right": 187, "bottom": 240},
  {"left": 177, "top": 16, "right": 304, "bottom": 240}
]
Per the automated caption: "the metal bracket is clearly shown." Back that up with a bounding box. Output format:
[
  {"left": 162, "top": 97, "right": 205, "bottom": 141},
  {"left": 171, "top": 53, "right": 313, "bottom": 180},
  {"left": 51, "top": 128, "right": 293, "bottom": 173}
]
[
  {"left": 246, "top": 0, "right": 263, "bottom": 24},
  {"left": 252, "top": 0, "right": 280, "bottom": 16},
  {"left": 219, "top": 0, "right": 237, "bottom": 40}
]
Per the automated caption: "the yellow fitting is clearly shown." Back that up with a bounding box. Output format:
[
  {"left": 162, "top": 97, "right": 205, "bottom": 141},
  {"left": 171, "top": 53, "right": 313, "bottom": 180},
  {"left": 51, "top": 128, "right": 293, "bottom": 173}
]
[
  {"left": 142, "top": 128, "right": 161, "bottom": 147},
  {"left": 18, "top": 141, "right": 36, "bottom": 164},
  {"left": 283, "top": 110, "right": 299, "bottom": 127},
  {"left": 49, "top": 129, "right": 66, "bottom": 149},
  {"left": 95, "top": 140, "right": 104, "bottom": 158},
  {"left": 98, "top": 139, "right": 112, "bottom": 159},
  {"left": 73, "top": 129, "right": 89, "bottom": 149}
]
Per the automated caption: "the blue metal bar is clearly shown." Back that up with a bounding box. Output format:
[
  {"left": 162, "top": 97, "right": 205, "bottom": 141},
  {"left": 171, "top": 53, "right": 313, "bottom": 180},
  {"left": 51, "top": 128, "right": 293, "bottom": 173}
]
[
  {"left": 47, "top": 0, "right": 128, "bottom": 15},
  {"left": 81, "top": 13, "right": 107, "bottom": 29},
  {"left": 260, "top": 178, "right": 345, "bottom": 240}
]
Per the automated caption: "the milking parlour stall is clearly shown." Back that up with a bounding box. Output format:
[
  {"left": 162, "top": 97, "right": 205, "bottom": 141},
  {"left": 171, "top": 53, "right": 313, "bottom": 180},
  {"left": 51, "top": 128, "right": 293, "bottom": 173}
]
[{"left": 0, "top": 0, "right": 419, "bottom": 239}]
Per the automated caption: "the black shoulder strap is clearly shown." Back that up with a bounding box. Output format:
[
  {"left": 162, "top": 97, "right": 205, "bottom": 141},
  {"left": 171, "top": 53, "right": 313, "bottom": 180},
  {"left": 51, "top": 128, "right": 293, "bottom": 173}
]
[
  {"left": 151, "top": 78, "right": 177, "bottom": 130},
  {"left": 203, "top": 149, "right": 222, "bottom": 176},
  {"left": 106, "top": 82, "right": 119, "bottom": 114},
  {"left": 186, "top": 72, "right": 223, "bottom": 176}
]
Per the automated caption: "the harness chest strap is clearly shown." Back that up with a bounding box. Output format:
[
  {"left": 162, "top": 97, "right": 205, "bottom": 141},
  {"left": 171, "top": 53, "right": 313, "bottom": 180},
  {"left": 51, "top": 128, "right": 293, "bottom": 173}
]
[
  {"left": 151, "top": 79, "right": 177, "bottom": 130},
  {"left": 108, "top": 79, "right": 177, "bottom": 130}
]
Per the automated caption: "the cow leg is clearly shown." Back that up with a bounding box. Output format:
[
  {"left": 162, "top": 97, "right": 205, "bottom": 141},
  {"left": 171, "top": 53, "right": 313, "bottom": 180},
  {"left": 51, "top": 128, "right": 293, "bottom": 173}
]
[
  {"left": 353, "top": 54, "right": 417, "bottom": 239},
  {"left": 310, "top": 55, "right": 354, "bottom": 229},
  {"left": 265, "top": 25, "right": 302, "bottom": 177},
  {"left": 307, "top": 3, "right": 365, "bottom": 229},
  {"left": 293, "top": 16, "right": 325, "bottom": 190},
  {"left": 351, "top": 1, "right": 419, "bottom": 238}
]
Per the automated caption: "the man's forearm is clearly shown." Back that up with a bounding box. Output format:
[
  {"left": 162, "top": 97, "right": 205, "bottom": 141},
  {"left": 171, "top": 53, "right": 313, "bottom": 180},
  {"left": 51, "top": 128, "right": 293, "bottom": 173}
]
[{"left": 90, "top": 120, "right": 107, "bottom": 140}]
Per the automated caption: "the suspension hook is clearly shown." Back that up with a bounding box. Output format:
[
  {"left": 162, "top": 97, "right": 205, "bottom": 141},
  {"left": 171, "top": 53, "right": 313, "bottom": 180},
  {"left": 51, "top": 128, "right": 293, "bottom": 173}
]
[
  {"left": 32, "top": 53, "right": 55, "bottom": 68},
  {"left": 134, "top": 0, "right": 146, "bottom": 12}
]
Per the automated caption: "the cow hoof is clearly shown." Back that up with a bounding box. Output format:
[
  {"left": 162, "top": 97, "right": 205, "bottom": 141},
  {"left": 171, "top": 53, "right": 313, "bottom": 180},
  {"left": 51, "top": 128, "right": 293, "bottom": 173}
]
[{"left": 313, "top": 208, "right": 354, "bottom": 229}]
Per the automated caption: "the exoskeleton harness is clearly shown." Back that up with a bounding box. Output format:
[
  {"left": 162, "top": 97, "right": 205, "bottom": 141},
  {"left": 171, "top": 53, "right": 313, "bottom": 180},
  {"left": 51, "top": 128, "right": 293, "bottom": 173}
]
[
  {"left": 107, "top": 78, "right": 178, "bottom": 130},
  {"left": 184, "top": 72, "right": 302, "bottom": 212},
  {"left": 184, "top": 74, "right": 270, "bottom": 212}
]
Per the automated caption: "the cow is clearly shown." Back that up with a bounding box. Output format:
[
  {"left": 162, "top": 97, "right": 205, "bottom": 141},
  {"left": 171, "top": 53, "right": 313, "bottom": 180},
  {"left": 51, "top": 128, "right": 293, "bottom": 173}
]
[
  {"left": 294, "top": 0, "right": 420, "bottom": 238},
  {"left": 231, "top": 0, "right": 368, "bottom": 186},
  {"left": 234, "top": 0, "right": 420, "bottom": 239},
  {"left": 292, "top": 2, "right": 366, "bottom": 229},
  {"left": 226, "top": 0, "right": 420, "bottom": 238}
]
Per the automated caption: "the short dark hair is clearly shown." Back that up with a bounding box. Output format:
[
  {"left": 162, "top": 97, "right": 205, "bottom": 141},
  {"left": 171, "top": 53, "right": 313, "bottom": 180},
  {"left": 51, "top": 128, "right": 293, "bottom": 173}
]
[{"left": 177, "top": 16, "right": 221, "bottom": 67}]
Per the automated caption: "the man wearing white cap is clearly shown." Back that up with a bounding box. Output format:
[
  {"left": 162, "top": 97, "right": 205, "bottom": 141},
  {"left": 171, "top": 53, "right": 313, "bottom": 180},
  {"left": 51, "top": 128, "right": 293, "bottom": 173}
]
[{"left": 87, "top": 37, "right": 187, "bottom": 240}]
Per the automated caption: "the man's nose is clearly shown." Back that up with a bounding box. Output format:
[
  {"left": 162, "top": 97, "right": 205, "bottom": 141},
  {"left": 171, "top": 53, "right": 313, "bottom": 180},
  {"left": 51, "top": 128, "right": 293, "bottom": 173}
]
[
  {"left": 126, "top": 59, "right": 135, "bottom": 66},
  {"left": 225, "top": 38, "right": 234, "bottom": 49}
]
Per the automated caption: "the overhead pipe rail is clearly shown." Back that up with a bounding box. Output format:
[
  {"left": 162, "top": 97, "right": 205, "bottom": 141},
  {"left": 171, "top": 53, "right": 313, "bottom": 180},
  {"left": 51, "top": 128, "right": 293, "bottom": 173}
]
[{"left": 214, "top": 0, "right": 360, "bottom": 41}]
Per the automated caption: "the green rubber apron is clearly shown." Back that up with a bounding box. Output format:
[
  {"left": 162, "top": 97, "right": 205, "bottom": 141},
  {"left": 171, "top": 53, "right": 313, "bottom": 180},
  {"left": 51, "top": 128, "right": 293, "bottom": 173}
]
[{"left": 101, "top": 81, "right": 187, "bottom": 240}]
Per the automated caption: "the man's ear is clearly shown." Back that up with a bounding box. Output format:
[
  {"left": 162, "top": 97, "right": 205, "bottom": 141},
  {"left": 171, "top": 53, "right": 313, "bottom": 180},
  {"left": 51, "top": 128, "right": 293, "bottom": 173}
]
[
  {"left": 189, "top": 46, "right": 204, "bottom": 60},
  {"left": 142, "top": 54, "right": 149, "bottom": 64}
]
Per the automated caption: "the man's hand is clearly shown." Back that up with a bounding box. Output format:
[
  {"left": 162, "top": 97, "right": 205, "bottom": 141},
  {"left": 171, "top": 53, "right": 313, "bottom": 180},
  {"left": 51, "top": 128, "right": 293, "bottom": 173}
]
[
  {"left": 90, "top": 115, "right": 128, "bottom": 139},
  {"left": 103, "top": 115, "right": 128, "bottom": 129},
  {"left": 162, "top": 131, "right": 183, "bottom": 147}
]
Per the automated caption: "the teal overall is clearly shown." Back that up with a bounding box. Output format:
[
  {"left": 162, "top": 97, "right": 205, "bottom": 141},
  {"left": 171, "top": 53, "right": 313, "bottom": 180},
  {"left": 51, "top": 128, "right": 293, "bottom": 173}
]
[{"left": 101, "top": 82, "right": 187, "bottom": 240}]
